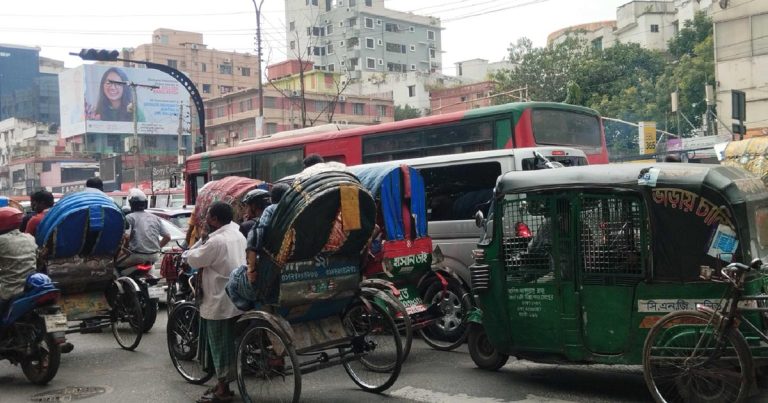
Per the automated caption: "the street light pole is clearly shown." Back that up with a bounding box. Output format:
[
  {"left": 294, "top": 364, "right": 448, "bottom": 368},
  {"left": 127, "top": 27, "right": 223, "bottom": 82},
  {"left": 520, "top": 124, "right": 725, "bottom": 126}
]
[{"left": 252, "top": 0, "right": 265, "bottom": 134}]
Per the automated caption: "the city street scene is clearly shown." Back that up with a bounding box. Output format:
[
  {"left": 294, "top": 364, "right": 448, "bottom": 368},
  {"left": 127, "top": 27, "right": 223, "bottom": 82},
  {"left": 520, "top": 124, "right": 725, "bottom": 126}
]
[{"left": 2, "top": 0, "right": 768, "bottom": 402}]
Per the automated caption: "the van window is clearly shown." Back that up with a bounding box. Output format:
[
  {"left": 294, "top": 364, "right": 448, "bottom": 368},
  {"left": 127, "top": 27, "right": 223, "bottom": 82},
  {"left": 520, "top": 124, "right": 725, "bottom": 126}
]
[{"left": 421, "top": 161, "right": 501, "bottom": 221}]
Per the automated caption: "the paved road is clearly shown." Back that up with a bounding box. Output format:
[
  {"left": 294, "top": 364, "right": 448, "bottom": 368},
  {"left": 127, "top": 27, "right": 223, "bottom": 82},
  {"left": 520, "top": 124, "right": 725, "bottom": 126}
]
[{"left": 2, "top": 311, "right": 767, "bottom": 402}]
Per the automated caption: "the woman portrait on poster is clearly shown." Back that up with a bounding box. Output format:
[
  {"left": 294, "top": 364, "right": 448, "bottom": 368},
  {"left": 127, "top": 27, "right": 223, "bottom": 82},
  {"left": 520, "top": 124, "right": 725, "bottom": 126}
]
[{"left": 86, "top": 67, "right": 134, "bottom": 122}]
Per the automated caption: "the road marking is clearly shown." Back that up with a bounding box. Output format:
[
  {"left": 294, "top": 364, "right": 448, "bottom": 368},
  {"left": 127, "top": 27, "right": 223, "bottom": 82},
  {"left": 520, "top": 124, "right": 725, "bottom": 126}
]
[{"left": 390, "top": 386, "right": 576, "bottom": 403}]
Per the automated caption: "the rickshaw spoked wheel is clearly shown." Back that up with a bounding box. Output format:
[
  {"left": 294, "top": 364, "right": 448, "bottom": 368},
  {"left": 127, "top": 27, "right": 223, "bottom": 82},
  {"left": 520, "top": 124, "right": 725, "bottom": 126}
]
[
  {"left": 236, "top": 320, "right": 301, "bottom": 403},
  {"left": 419, "top": 279, "right": 471, "bottom": 351},
  {"left": 108, "top": 278, "right": 144, "bottom": 351},
  {"left": 642, "top": 310, "right": 751, "bottom": 403},
  {"left": 167, "top": 302, "right": 214, "bottom": 384},
  {"left": 468, "top": 325, "right": 509, "bottom": 371}
]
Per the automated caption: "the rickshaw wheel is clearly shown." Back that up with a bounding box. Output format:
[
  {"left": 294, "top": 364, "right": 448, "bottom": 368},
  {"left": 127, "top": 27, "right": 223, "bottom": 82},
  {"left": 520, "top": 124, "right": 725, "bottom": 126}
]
[
  {"left": 643, "top": 310, "right": 751, "bottom": 403},
  {"left": 167, "top": 302, "right": 214, "bottom": 384},
  {"left": 341, "top": 300, "right": 403, "bottom": 393},
  {"left": 236, "top": 320, "right": 301, "bottom": 403},
  {"left": 468, "top": 325, "right": 509, "bottom": 371},
  {"left": 375, "top": 293, "right": 413, "bottom": 361},
  {"left": 108, "top": 278, "right": 144, "bottom": 351},
  {"left": 419, "top": 279, "right": 471, "bottom": 351}
]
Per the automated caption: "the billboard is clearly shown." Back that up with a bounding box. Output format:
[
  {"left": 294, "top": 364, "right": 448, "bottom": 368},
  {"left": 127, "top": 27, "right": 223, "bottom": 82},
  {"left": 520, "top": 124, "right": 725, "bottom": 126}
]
[{"left": 60, "top": 64, "right": 190, "bottom": 138}]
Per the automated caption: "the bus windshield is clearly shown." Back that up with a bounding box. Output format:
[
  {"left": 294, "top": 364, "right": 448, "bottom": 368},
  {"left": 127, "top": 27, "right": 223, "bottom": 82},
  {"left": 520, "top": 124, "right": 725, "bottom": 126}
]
[{"left": 531, "top": 109, "right": 602, "bottom": 147}]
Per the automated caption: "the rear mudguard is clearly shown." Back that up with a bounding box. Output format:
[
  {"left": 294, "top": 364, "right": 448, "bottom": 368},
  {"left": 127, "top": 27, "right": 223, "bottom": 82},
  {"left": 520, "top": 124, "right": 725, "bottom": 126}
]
[
  {"left": 417, "top": 266, "right": 466, "bottom": 294},
  {"left": 237, "top": 309, "right": 296, "bottom": 346},
  {"left": 361, "top": 286, "right": 404, "bottom": 313}
]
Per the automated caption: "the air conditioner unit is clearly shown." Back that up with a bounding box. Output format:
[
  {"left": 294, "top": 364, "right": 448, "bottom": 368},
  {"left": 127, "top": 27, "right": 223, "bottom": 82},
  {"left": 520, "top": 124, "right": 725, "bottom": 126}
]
[
  {"left": 291, "top": 90, "right": 300, "bottom": 97},
  {"left": 191, "top": 44, "right": 198, "bottom": 50},
  {"left": 373, "top": 116, "right": 382, "bottom": 123},
  {"left": 223, "top": 58, "right": 231, "bottom": 63},
  {"left": 338, "top": 95, "right": 346, "bottom": 101}
]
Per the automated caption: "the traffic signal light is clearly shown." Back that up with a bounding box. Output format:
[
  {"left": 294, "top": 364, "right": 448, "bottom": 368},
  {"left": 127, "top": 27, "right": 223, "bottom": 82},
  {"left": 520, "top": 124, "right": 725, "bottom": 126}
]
[{"left": 77, "top": 49, "right": 120, "bottom": 61}]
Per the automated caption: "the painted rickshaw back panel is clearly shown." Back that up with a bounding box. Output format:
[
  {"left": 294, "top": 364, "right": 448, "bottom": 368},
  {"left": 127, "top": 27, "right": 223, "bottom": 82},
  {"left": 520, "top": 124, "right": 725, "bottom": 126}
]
[{"left": 478, "top": 163, "right": 768, "bottom": 365}]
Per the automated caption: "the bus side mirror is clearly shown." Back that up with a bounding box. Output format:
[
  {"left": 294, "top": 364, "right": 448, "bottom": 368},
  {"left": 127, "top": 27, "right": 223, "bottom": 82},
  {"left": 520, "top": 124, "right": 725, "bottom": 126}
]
[{"left": 474, "top": 210, "right": 484, "bottom": 228}]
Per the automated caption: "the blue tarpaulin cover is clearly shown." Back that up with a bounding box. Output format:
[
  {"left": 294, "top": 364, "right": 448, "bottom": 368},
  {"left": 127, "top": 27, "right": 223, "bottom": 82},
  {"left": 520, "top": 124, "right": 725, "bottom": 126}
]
[{"left": 36, "top": 191, "right": 125, "bottom": 259}]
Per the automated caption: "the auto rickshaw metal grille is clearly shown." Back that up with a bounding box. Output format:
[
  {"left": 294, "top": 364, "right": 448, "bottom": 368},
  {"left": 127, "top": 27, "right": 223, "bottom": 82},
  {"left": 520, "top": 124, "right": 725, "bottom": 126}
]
[
  {"left": 579, "top": 195, "right": 644, "bottom": 280},
  {"left": 501, "top": 197, "right": 554, "bottom": 284}
]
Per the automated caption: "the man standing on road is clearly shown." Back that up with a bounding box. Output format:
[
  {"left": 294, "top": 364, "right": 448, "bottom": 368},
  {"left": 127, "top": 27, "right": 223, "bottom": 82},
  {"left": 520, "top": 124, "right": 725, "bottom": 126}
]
[{"left": 184, "top": 201, "right": 246, "bottom": 403}]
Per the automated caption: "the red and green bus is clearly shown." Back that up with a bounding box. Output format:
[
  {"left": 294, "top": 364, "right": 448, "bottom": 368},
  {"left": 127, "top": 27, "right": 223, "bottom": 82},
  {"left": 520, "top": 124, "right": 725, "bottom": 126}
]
[{"left": 184, "top": 101, "right": 608, "bottom": 204}]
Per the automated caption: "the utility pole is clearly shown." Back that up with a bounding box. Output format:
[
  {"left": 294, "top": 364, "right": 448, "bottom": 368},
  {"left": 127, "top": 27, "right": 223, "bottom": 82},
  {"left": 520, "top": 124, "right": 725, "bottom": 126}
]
[
  {"left": 252, "top": 0, "right": 265, "bottom": 136},
  {"left": 177, "top": 102, "right": 186, "bottom": 166},
  {"left": 110, "top": 79, "right": 159, "bottom": 188}
]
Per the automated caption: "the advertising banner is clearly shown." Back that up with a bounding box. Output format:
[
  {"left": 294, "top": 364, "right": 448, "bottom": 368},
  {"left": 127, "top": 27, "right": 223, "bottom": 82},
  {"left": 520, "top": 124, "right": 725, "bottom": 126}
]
[{"left": 60, "top": 65, "right": 190, "bottom": 138}]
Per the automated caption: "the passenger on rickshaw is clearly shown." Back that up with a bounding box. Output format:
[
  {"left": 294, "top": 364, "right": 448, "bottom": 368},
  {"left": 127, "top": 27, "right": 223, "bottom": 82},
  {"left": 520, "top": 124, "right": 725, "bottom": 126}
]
[
  {"left": 245, "top": 183, "right": 289, "bottom": 284},
  {"left": 0, "top": 207, "right": 37, "bottom": 314},
  {"left": 183, "top": 202, "right": 246, "bottom": 403},
  {"left": 302, "top": 153, "right": 324, "bottom": 168},
  {"left": 238, "top": 188, "right": 270, "bottom": 239},
  {"left": 24, "top": 190, "right": 54, "bottom": 236},
  {"left": 115, "top": 189, "right": 170, "bottom": 269}
]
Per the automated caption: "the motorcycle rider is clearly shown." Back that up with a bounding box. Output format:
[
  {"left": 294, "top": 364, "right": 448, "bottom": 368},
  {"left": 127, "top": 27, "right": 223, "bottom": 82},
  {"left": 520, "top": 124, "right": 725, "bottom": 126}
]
[
  {"left": 239, "top": 188, "right": 270, "bottom": 238},
  {"left": 116, "top": 188, "right": 171, "bottom": 269},
  {"left": 0, "top": 207, "right": 37, "bottom": 313}
]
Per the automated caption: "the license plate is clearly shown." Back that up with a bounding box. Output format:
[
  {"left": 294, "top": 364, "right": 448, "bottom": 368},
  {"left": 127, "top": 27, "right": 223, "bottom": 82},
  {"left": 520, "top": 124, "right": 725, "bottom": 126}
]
[
  {"left": 405, "top": 304, "right": 428, "bottom": 315},
  {"left": 43, "top": 313, "right": 68, "bottom": 333},
  {"left": 148, "top": 287, "right": 165, "bottom": 300}
]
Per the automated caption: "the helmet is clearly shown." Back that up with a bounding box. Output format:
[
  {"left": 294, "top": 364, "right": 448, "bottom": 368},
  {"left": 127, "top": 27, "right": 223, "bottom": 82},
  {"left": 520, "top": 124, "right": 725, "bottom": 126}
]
[
  {"left": 0, "top": 206, "right": 23, "bottom": 233},
  {"left": 128, "top": 188, "right": 148, "bottom": 211},
  {"left": 242, "top": 188, "right": 270, "bottom": 208},
  {"left": 26, "top": 273, "right": 53, "bottom": 289}
]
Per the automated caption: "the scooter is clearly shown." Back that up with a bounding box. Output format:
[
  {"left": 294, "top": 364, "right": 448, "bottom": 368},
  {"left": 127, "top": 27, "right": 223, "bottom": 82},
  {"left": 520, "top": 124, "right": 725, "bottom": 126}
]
[
  {"left": 0, "top": 273, "right": 73, "bottom": 384},
  {"left": 116, "top": 263, "right": 161, "bottom": 333}
]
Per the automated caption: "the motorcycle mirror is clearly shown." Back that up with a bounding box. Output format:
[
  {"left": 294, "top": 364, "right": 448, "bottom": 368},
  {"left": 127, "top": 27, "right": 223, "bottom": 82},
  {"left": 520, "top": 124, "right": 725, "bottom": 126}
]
[
  {"left": 750, "top": 258, "right": 763, "bottom": 269},
  {"left": 474, "top": 210, "right": 485, "bottom": 228}
]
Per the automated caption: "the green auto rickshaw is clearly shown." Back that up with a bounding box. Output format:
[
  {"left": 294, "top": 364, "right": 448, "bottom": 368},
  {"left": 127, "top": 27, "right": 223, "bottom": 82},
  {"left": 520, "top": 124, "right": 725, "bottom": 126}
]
[{"left": 467, "top": 164, "right": 768, "bottom": 384}]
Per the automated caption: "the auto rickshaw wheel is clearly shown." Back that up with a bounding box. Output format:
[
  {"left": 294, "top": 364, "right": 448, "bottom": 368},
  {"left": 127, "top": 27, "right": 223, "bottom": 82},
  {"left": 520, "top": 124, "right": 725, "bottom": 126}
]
[
  {"left": 643, "top": 310, "right": 751, "bottom": 403},
  {"left": 468, "top": 325, "right": 508, "bottom": 371}
]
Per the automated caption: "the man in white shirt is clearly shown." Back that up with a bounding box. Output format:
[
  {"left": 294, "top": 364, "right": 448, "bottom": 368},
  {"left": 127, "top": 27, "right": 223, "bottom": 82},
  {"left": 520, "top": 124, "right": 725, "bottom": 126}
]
[{"left": 184, "top": 201, "right": 246, "bottom": 403}]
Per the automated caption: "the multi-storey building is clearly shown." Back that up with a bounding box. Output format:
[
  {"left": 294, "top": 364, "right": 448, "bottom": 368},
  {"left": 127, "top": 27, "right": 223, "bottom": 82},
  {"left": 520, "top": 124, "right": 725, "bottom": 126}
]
[
  {"left": 547, "top": 0, "right": 715, "bottom": 51},
  {"left": 204, "top": 60, "right": 394, "bottom": 151},
  {"left": 0, "top": 44, "right": 61, "bottom": 124},
  {"left": 713, "top": 0, "right": 768, "bottom": 137},
  {"left": 121, "top": 28, "right": 260, "bottom": 100},
  {"left": 0, "top": 118, "right": 95, "bottom": 196},
  {"left": 430, "top": 81, "right": 495, "bottom": 115}
]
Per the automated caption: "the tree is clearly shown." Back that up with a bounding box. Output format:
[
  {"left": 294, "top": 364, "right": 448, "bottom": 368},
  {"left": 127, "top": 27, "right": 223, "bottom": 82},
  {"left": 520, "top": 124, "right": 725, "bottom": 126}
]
[
  {"left": 506, "top": 37, "right": 533, "bottom": 64},
  {"left": 395, "top": 104, "right": 422, "bottom": 121}
]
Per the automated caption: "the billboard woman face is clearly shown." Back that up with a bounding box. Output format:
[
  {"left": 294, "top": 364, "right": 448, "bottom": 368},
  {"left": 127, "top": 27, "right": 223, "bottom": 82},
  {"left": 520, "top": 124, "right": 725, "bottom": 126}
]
[{"left": 103, "top": 71, "right": 124, "bottom": 106}]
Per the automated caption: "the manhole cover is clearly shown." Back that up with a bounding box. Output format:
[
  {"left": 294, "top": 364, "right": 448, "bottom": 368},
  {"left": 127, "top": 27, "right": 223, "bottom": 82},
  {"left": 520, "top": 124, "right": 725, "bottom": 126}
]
[{"left": 30, "top": 386, "right": 110, "bottom": 402}]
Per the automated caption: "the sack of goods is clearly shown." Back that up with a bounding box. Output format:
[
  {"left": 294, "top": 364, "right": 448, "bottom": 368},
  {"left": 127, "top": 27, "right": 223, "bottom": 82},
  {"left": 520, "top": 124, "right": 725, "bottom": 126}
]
[
  {"left": 36, "top": 191, "right": 125, "bottom": 259},
  {"left": 252, "top": 165, "right": 377, "bottom": 306}
]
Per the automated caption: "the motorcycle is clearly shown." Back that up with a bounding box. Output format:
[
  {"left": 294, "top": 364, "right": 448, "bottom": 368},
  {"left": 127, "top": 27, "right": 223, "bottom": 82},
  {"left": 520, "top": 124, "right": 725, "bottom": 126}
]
[
  {"left": 116, "top": 262, "right": 161, "bottom": 333},
  {"left": 0, "top": 273, "right": 72, "bottom": 384}
]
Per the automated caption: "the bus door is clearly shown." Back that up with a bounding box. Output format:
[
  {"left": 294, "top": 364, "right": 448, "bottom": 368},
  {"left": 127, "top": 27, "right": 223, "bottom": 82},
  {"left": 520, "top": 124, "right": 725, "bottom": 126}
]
[
  {"left": 187, "top": 173, "right": 208, "bottom": 205},
  {"left": 576, "top": 193, "right": 646, "bottom": 354}
]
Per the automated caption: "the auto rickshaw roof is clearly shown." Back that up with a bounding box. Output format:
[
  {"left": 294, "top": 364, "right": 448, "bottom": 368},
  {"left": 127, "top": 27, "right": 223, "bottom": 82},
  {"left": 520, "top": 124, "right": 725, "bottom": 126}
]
[{"left": 496, "top": 163, "right": 768, "bottom": 204}]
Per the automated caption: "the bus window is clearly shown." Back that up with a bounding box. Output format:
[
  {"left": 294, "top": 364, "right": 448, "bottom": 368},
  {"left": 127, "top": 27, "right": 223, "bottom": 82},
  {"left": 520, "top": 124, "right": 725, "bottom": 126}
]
[
  {"left": 532, "top": 109, "right": 602, "bottom": 147},
  {"left": 253, "top": 148, "right": 303, "bottom": 181},
  {"left": 420, "top": 161, "right": 501, "bottom": 221}
]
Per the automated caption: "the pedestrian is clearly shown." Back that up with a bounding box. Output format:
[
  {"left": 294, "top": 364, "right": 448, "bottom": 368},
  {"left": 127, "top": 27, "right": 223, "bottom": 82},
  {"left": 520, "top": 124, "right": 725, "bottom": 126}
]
[
  {"left": 302, "top": 153, "right": 324, "bottom": 168},
  {"left": 24, "top": 190, "right": 54, "bottom": 236},
  {"left": 239, "top": 188, "right": 270, "bottom": 238},
  {"left": 115, "top": 188, "right": 170, "bottom": 269},
  {"left": 246, "top": 183, "right": 289, "bottom": 283},
  {"left": 184, "top": 201, "right": 246, "bottom": 403}
]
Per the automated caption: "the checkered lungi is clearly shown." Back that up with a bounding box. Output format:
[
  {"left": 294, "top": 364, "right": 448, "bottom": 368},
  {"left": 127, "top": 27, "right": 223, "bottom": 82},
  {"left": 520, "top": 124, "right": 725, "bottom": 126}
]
[{"left": 199, "top": 317, "right": 238, "bottom": 382}]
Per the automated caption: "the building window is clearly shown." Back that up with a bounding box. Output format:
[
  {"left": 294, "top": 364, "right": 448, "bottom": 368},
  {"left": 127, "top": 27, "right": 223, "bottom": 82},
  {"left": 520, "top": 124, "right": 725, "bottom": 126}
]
[
  {"left": 385, "top": 23, "right": 399, "bottom": 32},
  {"left": 241, "top": 67, "right": 251, "bottom": 76},
  {"left": 290, "top": 41, "right": 296, "bottom": 50},
  {"left": 377, "top": 39, "right": 382, "bottom": 45},
  {"left": 353, "top": 103, "right": 365, "bottom": 115},
  {"left": 219, "top": 64, "right": 233, "bottom": 74},
  {"left": 429, "top": 48, "right": 436, "bottom": 58},
  {"left": 378, "top": 59, "right": 383, "bottom": 65},
  {"left": 220, "top": 85, "right": 233, "bottom": 94},
  {"left": 428, "top": 30, "right": 435, "bottom": 40},
  {"left": 365, "top": 0, "right": 372, "bottom": 6},
  {"left": 366, "top": 57, "right": 376, "bottom": 69},
  {"left": 408, "top": 85, "right": 416, "bottom": 97},
  {"left": 306, "top": 0, "right": 318, "bottom": 5},
  {"left": 409, "top": 26, "right": 415, "bottom": 32},
  {"left": 366, "top": 38, "right": 375, "bottom": 49},
  {"left": 349, "top": 58, "right": 359, "bottom": 69},
  {"left": 327, "top": 24, "right": 334, "bottom": 35},
  {"left": 386, "top": 42, "right": 406, "bottom": 53},
  {"left": 289, "top": 21, "right": 295, "bottom": 31},
  {"left": 348, "top": 37, "right": 359, "bottom": 48},
  {"left": 365, "top": 17, "right": 374, "bottom": 29},
  {"left": 377, "top": 105, "right": 387, "bottom": 116},
  {"left": 592, "top": 37, "right": 603, "bottom": 50},
  {"left": 386, "top": 62, "right": 406, "bottom": 72},
  {"left": 650, "top": 24, "right": 659, "bottom": 33},
  {"left": 339, "top": 40, "right": 345, "bottom": 47},
  {"left": 167, "top": 59, "right": 178, "bottom": 69},
  {"left": 328, "top": 63, "right": 335, "bottom": 72},
  {"left": 347, "top": 17, "right": 357, "bottom": 27},
  {"left": 410, "top": 44, "right": 416, "bottom": 52},
  {"left": 202, "top": 84, "right": 211, "bottom": 93},
  {"left": 327, "top": 44, "right": 334, "bottom": 54},
  {"left": 410, "top": 64, "right": 416, "bottom": 70},
  {"left": 201, "top": 63, "right": 207, "bottom": 72},
  {"left": 266, "top": 122, "right": 278, "bottom": 134},
  {"left": 376, "top": 19, "right": 382, "bottom": 25},
  {"left": 349, "top": 0, "right": 356, "bottom": 6},
  {"left": 264, "top": 97, "right": 277, "bottom": 108}
]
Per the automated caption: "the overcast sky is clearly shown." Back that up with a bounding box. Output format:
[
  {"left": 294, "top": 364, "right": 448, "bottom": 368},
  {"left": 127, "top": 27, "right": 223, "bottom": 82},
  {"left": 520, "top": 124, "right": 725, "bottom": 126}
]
[{"left": 1, "top": 0, "right": 628, "bottom": 74}]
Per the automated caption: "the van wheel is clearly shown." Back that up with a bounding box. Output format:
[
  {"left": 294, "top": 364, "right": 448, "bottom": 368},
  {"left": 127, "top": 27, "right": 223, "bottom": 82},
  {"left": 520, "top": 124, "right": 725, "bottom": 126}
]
[{"left": 468, "top": 325, "right": 508, "bottom": 371}]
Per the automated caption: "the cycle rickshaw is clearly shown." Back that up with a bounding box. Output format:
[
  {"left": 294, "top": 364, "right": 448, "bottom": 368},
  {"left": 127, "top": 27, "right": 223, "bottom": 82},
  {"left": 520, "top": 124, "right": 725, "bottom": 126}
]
[
  {"left": 36, "top": 191, "right": 145, "bottom": 351},
  {"left": 467, "top": 163, "right": 768, "bottom": 401},
  {"left": 167, "top": 167, "right": 403, "bottom": 402}
]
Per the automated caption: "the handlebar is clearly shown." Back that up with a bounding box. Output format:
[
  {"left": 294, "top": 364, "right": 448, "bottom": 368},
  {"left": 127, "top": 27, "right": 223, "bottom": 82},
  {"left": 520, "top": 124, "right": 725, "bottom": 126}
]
[{"left": 719, "top": 258, "right": 763, "bottom": 285}]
